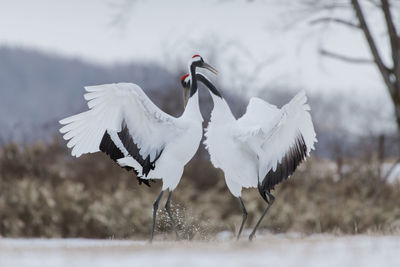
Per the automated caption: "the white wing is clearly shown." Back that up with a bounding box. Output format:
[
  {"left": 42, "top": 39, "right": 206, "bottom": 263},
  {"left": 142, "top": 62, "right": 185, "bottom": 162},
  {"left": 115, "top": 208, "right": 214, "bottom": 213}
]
[
  {"left": 236, "top": 91, "right": 317, "bottom": 192},
  {"left": 59, "top": 83, "right": 182, "bottom": 162}
]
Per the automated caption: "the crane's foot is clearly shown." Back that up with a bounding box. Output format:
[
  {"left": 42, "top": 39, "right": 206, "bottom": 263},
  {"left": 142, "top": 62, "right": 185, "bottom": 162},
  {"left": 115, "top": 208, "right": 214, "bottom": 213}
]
[
  {"left": 165, "top": 191, "right": 180, "bottom": 241},
  {"left": 150, "top": 190, "right": 164, "bottom": 243},
  {"left": 236, "top": 197, "right": 248, "bottom": 241},
  {"left": 249, "top": 233, "right": 255, "bottom": 241},
  {"left": 248, "top": 191, "right": 275, "bottom": 242}
]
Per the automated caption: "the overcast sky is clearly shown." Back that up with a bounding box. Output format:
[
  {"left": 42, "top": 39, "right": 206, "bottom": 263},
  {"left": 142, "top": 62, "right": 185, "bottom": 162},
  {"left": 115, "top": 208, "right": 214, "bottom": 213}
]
[{"left": 0, "top": 0, "right": 392, "bottom": 97}]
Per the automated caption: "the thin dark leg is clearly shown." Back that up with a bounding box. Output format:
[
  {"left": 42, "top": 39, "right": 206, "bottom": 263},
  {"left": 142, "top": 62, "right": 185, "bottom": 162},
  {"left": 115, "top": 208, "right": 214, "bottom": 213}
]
[
  {"left": 237, "top": 197, "right": 248, "bottom": 240},
  {"left": 249, "top": 192, "right": 275, "bottom": 241},
  {"left": 150, "top": 190, "right": 164, "bottom": 242},
  {"left": 165, "top": 191, "right": 179, "bottom": 240}
]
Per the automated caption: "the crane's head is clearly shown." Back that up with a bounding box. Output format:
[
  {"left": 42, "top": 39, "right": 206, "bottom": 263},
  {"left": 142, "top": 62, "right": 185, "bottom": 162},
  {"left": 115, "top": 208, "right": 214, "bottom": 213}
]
[
  {"left": 181, "top": 74, "right": 191, "bottom": 108},
  {"left": 181, "top": 72, "right": 222, "bottom": 108},
  {"left": 182, "top": 55, "right": 218, "bottom": 108},
  {"left": 190, "top": 54, "right": 218, "bottom": 74}
]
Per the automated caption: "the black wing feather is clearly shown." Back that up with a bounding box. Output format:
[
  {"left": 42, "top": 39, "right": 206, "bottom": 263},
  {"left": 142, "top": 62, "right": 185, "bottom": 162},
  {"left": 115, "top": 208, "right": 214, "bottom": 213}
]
[
  {"left": 99, "top": 130, "right": 154, "bottom": 187},
  {"left": 117, "top": 122, "right": 163, "bottom": 177},
  {"left": 258, "top": 134, "right": 308, "bottom": 202}
]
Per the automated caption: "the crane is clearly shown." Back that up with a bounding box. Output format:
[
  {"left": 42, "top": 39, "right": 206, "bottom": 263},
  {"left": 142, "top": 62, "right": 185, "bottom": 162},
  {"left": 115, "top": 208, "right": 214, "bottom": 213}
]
[
  {"left": 181, "top": 73, "right": 317, "bottom": 241},
  {"left": 59, "top": 55, "right": 217, "bottom": 242}
]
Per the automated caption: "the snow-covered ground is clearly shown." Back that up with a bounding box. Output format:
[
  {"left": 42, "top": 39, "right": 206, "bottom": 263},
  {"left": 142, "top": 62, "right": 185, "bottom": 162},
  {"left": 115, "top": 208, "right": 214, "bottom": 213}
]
[
  {"left": 382, "top": 162, "right": 400, "bottom": 183},
  {"left": 1, "top": 234, "right": 399, "bottom": 267}
]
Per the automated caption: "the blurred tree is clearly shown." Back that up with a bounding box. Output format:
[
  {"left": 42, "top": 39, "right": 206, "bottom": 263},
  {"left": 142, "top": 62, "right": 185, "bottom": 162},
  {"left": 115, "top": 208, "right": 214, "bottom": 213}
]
[{"left": 302, "top": 0, "right": 400, "bottom": 136}]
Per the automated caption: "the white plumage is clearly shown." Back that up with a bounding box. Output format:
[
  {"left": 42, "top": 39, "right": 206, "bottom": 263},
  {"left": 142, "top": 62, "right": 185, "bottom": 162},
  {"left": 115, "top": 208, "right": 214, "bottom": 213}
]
[
  {"left": 204, "top": 90, "right": 317, "bottom": 197},
  {"left": 59, "top": 55, "right": 217, "bottom": 241},
  {"left": 60, "top": 82, "right": 202, "bottom": 189},
  {"left": 181, "top": 72, "right": 316, "bottom": 240}
]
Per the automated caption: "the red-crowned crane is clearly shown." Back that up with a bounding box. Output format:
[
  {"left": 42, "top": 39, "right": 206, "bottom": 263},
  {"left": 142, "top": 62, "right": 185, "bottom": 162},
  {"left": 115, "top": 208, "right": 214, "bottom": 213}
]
[
  {"left": 59, "top": 55, "right": 217, "bottom": 242},
  {"left": 181, "top": 73, "right": 317, "bottom": 241}
]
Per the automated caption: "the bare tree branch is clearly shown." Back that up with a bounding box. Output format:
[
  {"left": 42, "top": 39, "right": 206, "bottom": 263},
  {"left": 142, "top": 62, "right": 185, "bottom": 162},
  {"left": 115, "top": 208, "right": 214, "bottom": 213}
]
[
  {"left": 300, "top": 1, "right": 351, "bottom": 11},
  {"left": 381, "top": 0, "right": 400, "bottom": 96},
  {"left": 289, "top": 0, "right": 400, "bottom": 138},
  {"left": 351, "top": 0, "right": 395, "bottom": 96},
  {"left": 365, "top": 0, "right": 382, "bottom": 8},
  {"left": 310, "top": 17, "right": 360, "bottom": 28},
  {"left": 107, "top": 0, "right": 137, "bottom": 30},
  {"left": 319, "top": 48, "right": 374, "bottom": 64}
]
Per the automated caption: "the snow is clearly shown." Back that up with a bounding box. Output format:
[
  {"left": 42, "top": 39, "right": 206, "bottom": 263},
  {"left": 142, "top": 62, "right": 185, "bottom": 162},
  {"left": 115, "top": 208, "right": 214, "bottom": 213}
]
[
  {"left": 1, "top": 234, "right": 400, "bottom": 267},
  {"left": 381, "top": 163, "right": 400, "bottom": 183}
]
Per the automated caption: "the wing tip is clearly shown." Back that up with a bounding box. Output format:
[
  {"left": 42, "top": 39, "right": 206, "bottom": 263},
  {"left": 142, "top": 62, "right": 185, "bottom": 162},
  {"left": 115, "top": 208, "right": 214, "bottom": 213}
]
[
  {"left": 259, "top": 133, "right": 308, "bottom": 197},
  {"left": 84, "top": 85, "right": 100, "bottom": 92},
  {"left": 59, "top": 118, "right": 69, "bottom": 125}
]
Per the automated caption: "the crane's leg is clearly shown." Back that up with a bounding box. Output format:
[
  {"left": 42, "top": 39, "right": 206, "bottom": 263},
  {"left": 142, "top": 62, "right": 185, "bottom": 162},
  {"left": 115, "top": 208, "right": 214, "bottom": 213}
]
[
  {"left": 150, "top": 190, "right": 164, "bottom": 242},
  {"left": 249, "top": 191, "right": 275, "bottom": 241},
  {"left": 237, "top": 197, "right": 248, "bottom": 240},
  {"left": 165, "top": 190, "right": 179, "bottom": 240}
]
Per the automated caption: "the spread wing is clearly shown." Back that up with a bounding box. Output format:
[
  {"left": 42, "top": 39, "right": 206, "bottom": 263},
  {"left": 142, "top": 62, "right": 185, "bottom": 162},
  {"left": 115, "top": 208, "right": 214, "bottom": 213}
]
[
  {"left": 59, "top": 83, "right": 183, "bottom": 170},
  {"left": 236, "top": 91, "right": 317, "bottom": 199}
]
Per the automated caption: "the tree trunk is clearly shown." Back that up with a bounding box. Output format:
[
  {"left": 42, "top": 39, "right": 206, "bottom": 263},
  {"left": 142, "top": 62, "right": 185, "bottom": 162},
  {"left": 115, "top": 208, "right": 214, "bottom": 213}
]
[{"left": 350, "top": 0, "right": 400, "bottom": 136}]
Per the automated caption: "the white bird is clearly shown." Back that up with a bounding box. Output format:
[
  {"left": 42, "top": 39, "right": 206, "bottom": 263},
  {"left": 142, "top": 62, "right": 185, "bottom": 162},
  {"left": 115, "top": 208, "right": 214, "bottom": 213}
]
[
  {"left": 59, "top": 55, "right": 217, "bottom": 241},
  {"left": 181, "top": 73, "right": 317, "bottom": 240}
]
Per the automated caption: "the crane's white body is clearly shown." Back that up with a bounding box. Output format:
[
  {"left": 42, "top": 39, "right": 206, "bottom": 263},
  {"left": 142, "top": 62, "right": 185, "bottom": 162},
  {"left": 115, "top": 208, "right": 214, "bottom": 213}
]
[
  {"left": 60, "top": 83, "right": 203, "bottom": 191},
  {"left": 204, "top": 91, "right": 317, "bottom": 197}
]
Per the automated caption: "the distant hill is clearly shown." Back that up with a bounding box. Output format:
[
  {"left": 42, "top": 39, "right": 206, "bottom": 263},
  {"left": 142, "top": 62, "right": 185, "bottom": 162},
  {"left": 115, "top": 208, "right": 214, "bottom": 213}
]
[{"left": 0, "top": 46, "right": 181, "bottom": 143}]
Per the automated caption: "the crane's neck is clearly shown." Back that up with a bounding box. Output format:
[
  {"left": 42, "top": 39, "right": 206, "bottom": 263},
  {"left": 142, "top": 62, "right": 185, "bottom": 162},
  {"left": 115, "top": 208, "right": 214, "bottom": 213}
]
[
  {"left": 189, "top": 64, "right": 198, "bottom": 97},
  {"left": 182, "top": 63, "right": 203, "bottom": 121},
  {"left": 195, "top": 73, "right": 234, "bottom": 123},
  {"left": 209, "top": 93, "right": 235, "bottom": 123},
  {"left": 183, "top": 90, "right": 202, "bottom": 121}
]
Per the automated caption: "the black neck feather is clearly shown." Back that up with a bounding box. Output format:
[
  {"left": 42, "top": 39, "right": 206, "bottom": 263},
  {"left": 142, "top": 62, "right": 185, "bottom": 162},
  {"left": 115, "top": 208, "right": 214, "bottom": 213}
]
[
  {"left": 196, "top": 73, "right": 222, "bottom": 98},
  {"left": 189, "top": 64, "right": 198, "bottom": 97}
]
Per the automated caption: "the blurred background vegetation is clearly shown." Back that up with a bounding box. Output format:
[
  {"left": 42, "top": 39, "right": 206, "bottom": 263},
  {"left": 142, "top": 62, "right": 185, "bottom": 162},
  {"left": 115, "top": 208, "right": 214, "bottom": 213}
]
[{"left": 1, "top": 140, "right": 400, "bottom": 239}]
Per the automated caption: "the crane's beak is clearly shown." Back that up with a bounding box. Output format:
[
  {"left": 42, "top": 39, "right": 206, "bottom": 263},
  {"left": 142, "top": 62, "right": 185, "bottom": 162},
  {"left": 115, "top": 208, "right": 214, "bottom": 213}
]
[
  {"left": 201, "top": 62, "right": 218, "bottom": 75},
  {"left": 183, "top": 87, "right": 189, "bottom": 108}
]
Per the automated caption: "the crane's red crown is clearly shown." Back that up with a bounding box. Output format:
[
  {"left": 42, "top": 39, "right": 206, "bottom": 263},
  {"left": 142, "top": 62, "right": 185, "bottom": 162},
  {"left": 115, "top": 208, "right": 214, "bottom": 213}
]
[
  {"left": 192, "top": 54, "right": 201, "bottom": 58},
  {"left": 181, "top": 74, "right": 189, "bottom": 82}
]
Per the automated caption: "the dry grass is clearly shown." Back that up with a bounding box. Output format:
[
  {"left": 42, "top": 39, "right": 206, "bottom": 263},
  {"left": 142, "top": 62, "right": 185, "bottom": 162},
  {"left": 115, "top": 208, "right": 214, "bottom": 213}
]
[{"left": 0, "top": 141, "right": 400, "bottom": 239}]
